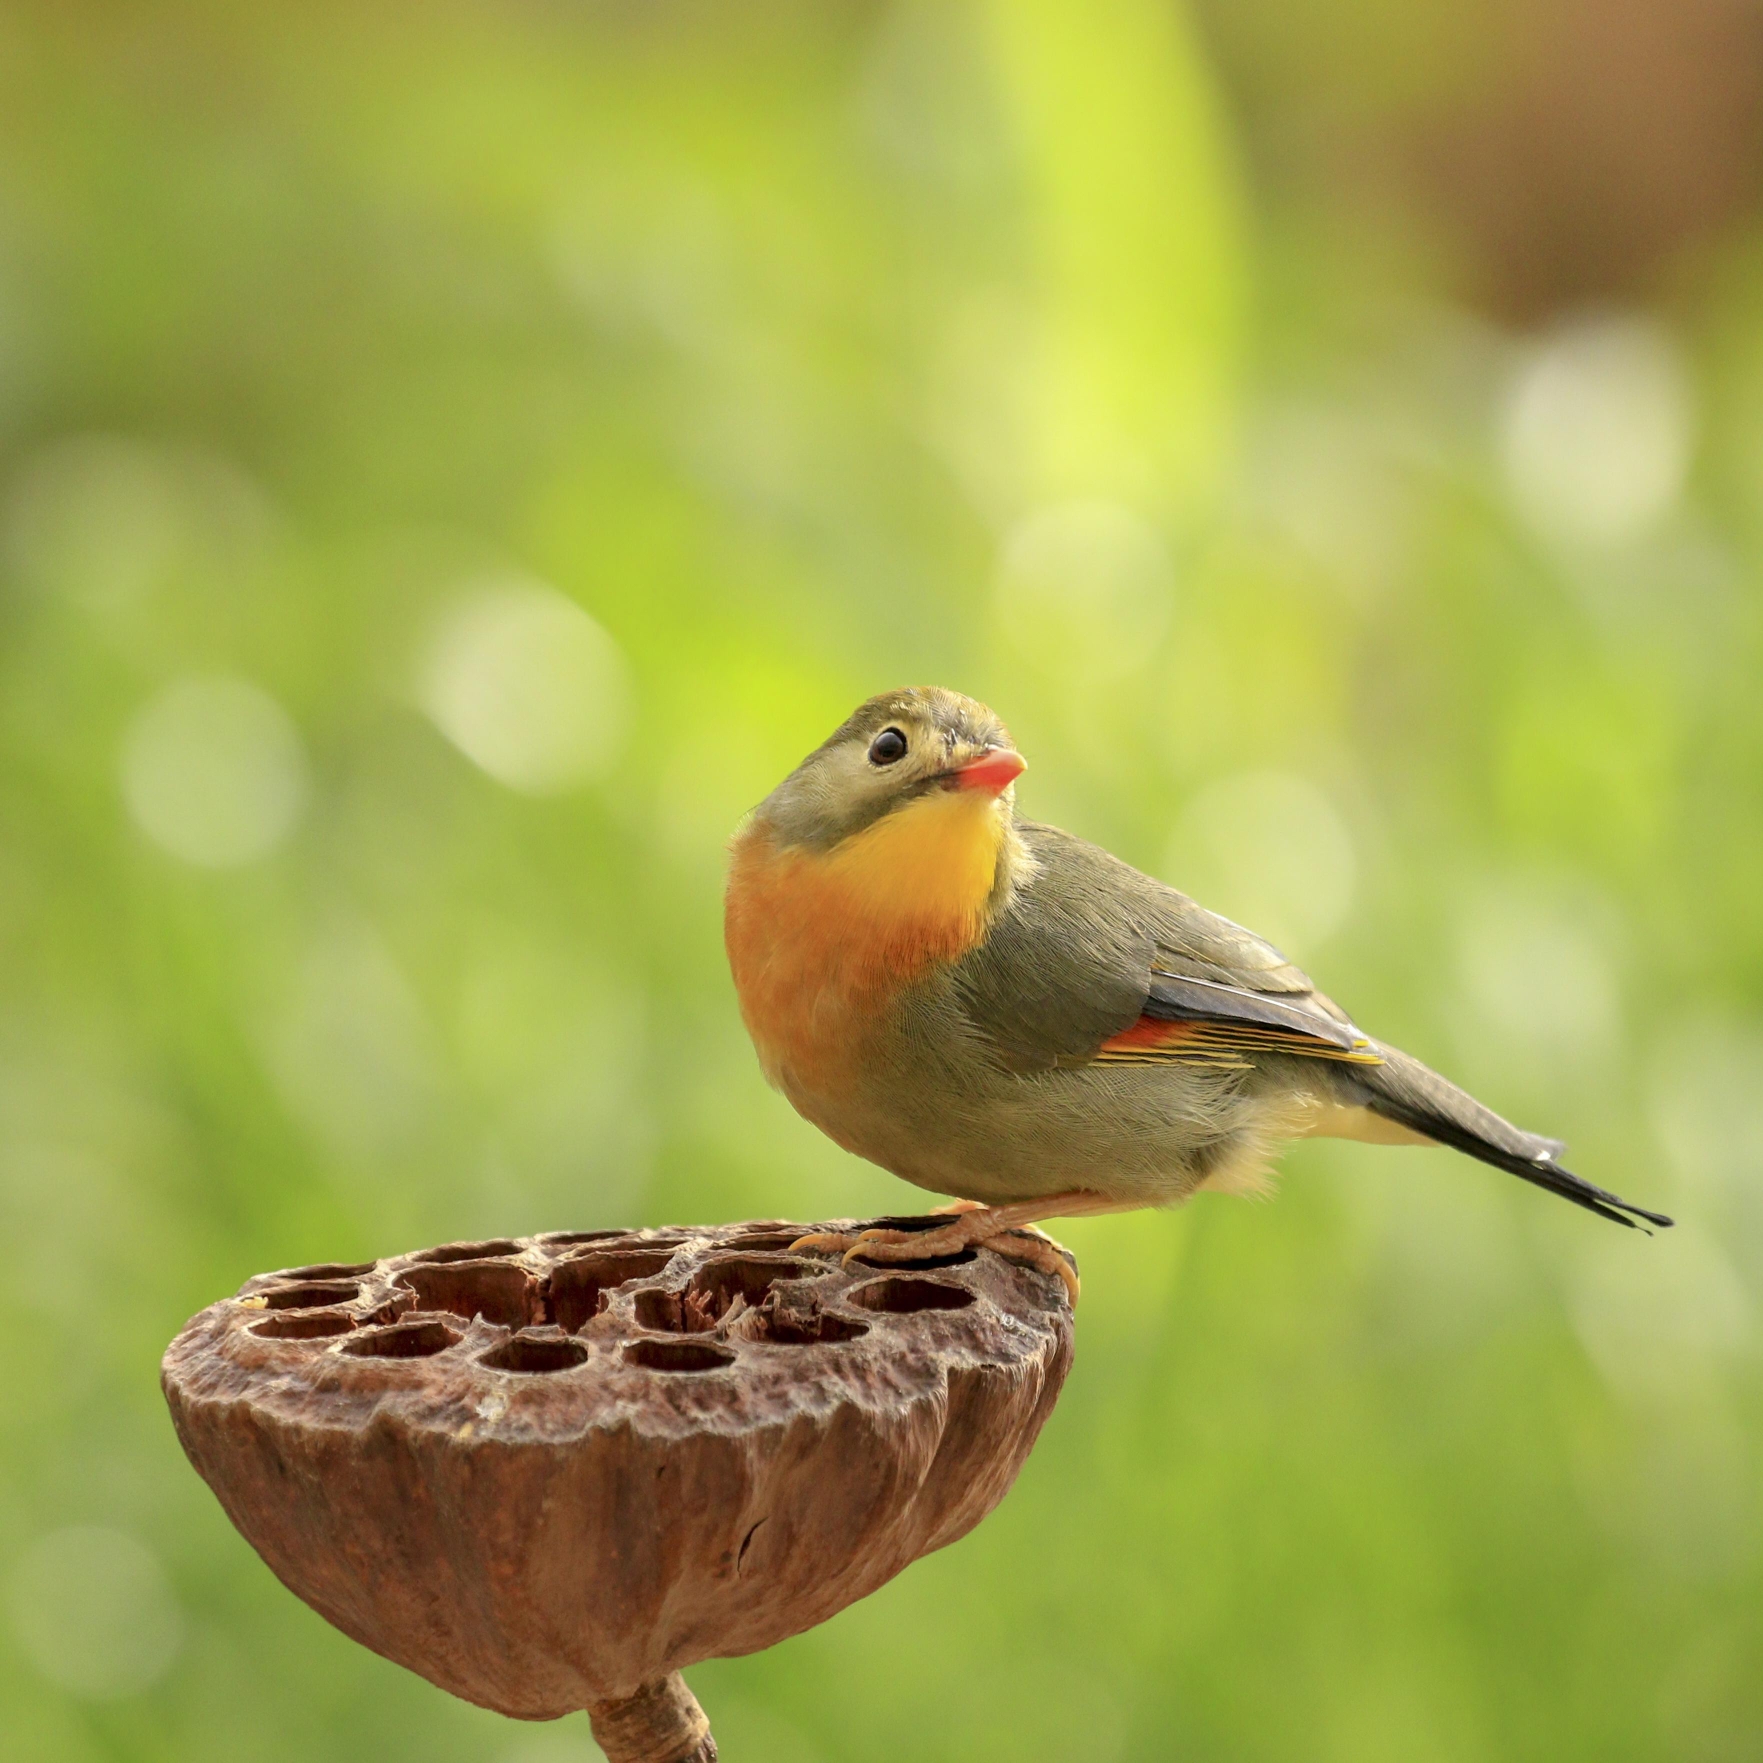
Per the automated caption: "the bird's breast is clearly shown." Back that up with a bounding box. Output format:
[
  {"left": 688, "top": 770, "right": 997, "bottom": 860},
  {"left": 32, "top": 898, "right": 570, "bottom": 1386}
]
[{"left": 724, "top": 793, "right": 1006, "bottom": 1096}]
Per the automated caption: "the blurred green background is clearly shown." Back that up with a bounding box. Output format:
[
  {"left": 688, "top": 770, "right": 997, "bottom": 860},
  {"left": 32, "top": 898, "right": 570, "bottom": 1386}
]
[{"left": 4, "top": 2, "right": 1762, "bottom": 1759}]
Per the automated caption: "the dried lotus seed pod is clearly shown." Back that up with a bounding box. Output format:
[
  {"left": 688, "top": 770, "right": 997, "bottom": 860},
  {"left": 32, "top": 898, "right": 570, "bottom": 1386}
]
[{"left": 162, "top": 1219, "right": 1075, "bottom": 1763}]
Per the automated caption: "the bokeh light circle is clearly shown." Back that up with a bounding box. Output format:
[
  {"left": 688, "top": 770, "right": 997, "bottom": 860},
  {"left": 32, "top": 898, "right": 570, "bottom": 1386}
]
[
  {"left": 1167, "top": 771, "right": 1357, "bottom": 956},
  {"left": 419, "top": 579, "right": 630, "bottom": 794},
  {"left": 1501, "top": 314, "right": 1692, "bottom": 549},
  {"left": 996, "top": 500, "right": 1174, "bottom": 672},
  {"left": 5, "top": 1525, "right": 184, "bottom": 1700},
  {"left": 121, "top": 675, "right": 308, "bottom": 867}
]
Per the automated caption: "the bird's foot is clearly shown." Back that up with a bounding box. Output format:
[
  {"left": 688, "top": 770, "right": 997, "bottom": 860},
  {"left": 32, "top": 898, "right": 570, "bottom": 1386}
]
[{"left": 790, "top": 1211, "right": 1079, "bottom": 1305}]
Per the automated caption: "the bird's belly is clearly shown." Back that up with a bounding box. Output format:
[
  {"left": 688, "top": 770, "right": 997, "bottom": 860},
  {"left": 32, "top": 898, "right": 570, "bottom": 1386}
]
[{"left": 799, "top": 1042, "right": 1285, "bottom": 1210}]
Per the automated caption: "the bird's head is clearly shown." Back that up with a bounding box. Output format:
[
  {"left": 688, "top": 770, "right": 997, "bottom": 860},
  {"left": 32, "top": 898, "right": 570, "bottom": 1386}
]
[{"left": 752, "top": 687, "right": 1025, "bottom": 852}]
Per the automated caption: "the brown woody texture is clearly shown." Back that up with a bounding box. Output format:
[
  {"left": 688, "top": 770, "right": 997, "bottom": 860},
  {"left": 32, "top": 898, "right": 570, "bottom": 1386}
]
[{"left": 161, "top": 1221, "right": 1074, "bottom": 1735}]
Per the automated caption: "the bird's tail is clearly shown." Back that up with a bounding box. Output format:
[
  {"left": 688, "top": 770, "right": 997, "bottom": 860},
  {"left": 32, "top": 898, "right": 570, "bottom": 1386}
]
[{"left": 1354, "top": 1046, "right": 1673, "bottom": 1231}]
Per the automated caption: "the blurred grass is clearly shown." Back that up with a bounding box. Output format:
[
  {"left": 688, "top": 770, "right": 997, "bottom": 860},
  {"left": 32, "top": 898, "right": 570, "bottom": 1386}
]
[{"left": 2, "top": 2, "right": 1762, "bottom": 1760}]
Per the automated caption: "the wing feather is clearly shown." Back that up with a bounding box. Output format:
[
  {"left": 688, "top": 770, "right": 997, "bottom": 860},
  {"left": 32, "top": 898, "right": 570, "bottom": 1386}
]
[
  {"left": 951, "top": 821, "right": 1371, "bottom": 1069},
  {"left": 944, "top": 820, "right": 1674, "bottom": 1231}
]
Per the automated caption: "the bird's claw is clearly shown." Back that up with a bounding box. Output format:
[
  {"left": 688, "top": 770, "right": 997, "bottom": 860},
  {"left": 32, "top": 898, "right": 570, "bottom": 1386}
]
[
  {"left": 789, "top": 1217, "right": 1080, "bottom": 1305},
  {"left": 784, "top": 1226, "right": 915, "bottom": 1266},
  {"left": 787, "top": 1231, "right": 861, "bottom": 1256},
  {"left": 839, "top": 1228, "right": 893, "bottom": 1270}
]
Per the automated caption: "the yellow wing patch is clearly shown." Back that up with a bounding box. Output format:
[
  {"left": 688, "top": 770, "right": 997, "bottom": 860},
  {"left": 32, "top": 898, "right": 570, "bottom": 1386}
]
[{"left": 1093, "top": 1015, "right": 1384, "bottom": 1072}]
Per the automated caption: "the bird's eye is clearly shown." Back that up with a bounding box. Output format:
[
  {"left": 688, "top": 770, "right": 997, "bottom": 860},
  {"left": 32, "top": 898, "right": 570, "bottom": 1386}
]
[{"left": 868, "top": 727, "right": 908, "bottom": 766}]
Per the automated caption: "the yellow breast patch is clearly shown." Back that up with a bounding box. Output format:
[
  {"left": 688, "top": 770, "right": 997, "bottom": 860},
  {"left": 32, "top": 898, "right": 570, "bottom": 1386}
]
[
  {"left": 816, "top": 785, "right": 1005, "bottom": 942},
  {"left": 724, "top": 788, "right": 1009, "bottom": 1092}
]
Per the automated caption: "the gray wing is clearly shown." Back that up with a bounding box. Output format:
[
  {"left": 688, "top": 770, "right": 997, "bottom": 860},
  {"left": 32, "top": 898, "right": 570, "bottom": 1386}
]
[
  {"left": 949, "top": 820, "right": 1372, "bottom": 1071},
  {"left": 950, "top": 821, "right": 1672, "bottom": 1232}
]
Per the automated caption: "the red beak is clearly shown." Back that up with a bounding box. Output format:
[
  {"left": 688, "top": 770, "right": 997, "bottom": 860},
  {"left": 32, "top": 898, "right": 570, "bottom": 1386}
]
[{"left": 951, "top": 746, "right": 1026, "bottom": 795}]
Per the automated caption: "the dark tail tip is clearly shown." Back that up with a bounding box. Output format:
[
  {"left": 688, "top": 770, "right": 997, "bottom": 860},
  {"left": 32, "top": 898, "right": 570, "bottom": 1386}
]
[
  {"left": 1527, "top": 1154, "right": 1673, "bottom": 1232},
  {"left": 1625, "top": 1205, "right": 1675, "bottom": 1232}
]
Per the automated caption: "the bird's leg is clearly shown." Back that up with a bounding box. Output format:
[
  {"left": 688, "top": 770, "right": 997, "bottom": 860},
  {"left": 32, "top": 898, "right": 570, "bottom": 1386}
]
[
  {"left": 927, "top": 1197, "right": 1080, "bottom": 1299},
  {"left": 792, "top": 1190, "right": 1128, "bottom": 1305}
]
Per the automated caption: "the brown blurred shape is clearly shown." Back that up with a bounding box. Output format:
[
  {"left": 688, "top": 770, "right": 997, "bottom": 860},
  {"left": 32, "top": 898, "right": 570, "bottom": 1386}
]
[{"left": 1198, "top": 0, "right": 1763, "bottom": 321}]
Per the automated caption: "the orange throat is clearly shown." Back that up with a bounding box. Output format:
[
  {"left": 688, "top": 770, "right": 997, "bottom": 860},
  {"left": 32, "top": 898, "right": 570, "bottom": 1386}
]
[{"left": 725, "top": 789, "right": 1010, "bottom": 1093}]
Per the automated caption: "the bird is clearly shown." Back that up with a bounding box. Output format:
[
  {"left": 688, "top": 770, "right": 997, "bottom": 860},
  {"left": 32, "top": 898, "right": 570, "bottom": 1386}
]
[{"left": 723, "top": 686, "right": 1672, "bottom": 1300}]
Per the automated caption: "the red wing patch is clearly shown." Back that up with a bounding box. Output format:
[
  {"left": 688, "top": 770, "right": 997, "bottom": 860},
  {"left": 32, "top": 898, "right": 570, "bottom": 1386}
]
[
  {"left": 1097, "top": 1018, "right": 1205, "bottom": 1053},
  {"left": 1095, "top": 1014, "right": 1382, "bottom": 1070}
]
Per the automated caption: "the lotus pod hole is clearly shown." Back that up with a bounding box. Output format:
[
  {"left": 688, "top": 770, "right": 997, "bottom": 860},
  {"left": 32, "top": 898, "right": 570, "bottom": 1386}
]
[
  {"left": 623, "top": 1337, "right": 739, "bottom": 1373},
  {"left": 258, "top": 1279, "right": 362, "bottom": 1310},
  {"left": 396, "top": 1259, "right": 537, "bottom": 1328},
  {"left": 848, "top": 1275, "right": 978, "bottom": 1314},
  {"left": 162, "top": 1220, "right": 1075, "bottom": 1762},
  {"left": 548, "top": 1249, "right": 682, "bottom": 1333},
  {"left": 280, "top": 1261, "right": 378, "bottom": 1281},
  {"left": 340, "top": 1319, "right": 462, "bottom": 1359},
  {"left": 481, "top": 1335, "right": 592, "bottom": 1375},
  {"left": 248, "top": 1310, "right": 354, "bottom": 1341},
  {"left": 410, "top": 1238, "right": 524, "bottom": 1264}
]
